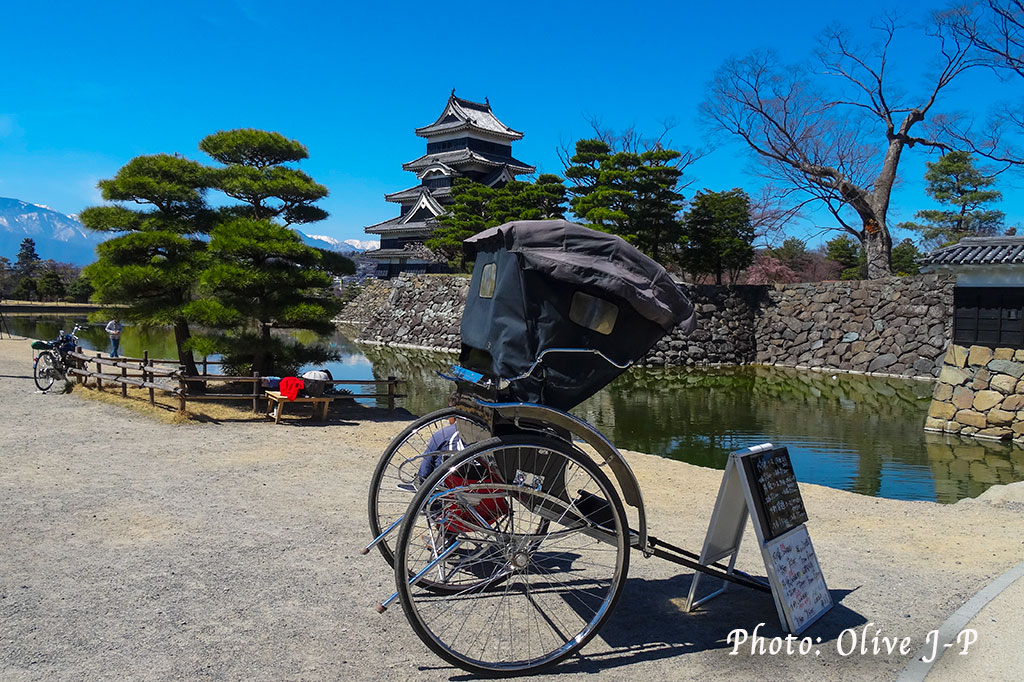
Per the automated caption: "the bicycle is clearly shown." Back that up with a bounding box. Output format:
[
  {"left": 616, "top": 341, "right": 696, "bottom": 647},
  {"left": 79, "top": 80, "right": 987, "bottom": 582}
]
[{"left": 32, "top": 324, "right": 85, "bottom": 392}]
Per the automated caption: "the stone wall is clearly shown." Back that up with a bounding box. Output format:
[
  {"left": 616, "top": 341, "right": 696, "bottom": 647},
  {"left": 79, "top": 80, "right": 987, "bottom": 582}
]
[
  {"left": 755, "top": 275, "right": 955, "bottom": 378},
  {"left": 337, "top": 273, "right": 956, "bottom": 378},
  {"left": 926, "top": 344, "right": 1024, "bottom": 442},
  {"left": 347, "top": 275, "right": 470, "bottom": 351},
  {"left": 640, "top": 285, "right": 762, "bottom": 367}
]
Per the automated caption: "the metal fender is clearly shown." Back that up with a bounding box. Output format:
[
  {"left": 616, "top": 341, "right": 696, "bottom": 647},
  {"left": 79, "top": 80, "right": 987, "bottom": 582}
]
[{"left": 483, "top": 401, "right": 648, "bottom": 549}]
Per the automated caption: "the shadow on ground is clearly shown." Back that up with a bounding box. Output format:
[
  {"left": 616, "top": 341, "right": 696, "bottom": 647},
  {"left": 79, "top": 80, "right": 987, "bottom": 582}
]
[{"left": 424, "top": 572, "right": 864, "bottom": 678}]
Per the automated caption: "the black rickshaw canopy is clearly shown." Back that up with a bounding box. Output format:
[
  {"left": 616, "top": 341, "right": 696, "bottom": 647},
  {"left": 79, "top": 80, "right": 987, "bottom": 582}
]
[{"left": 458, "top": 220, "right": 695, "bottom": 410}]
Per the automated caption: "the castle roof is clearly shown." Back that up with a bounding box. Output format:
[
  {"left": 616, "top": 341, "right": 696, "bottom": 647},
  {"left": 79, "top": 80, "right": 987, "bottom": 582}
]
[
  {"left": 402, "top": 149, "right": 535, "bottom": 174},
  {"left": 415, "top": 92, "right": 524, "bottom": 141}
]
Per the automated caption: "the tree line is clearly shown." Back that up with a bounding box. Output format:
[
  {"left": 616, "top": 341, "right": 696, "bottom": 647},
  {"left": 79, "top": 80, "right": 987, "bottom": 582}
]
[{"left": 0, "top": 239, "right": 93, "bottom": 302}]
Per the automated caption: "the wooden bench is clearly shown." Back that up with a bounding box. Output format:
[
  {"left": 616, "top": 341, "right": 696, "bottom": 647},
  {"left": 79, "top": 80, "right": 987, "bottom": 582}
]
[{"left": 264, "top": 390, "right": 333, "bottom": 423}]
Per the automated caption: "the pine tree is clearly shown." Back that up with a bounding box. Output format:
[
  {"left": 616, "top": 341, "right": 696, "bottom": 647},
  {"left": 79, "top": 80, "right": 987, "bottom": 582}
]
[
  {"left": 900, "top": 152, "right": 1005, "bottom": 248},
  {"left": 428, "top": 175, "right": 568, "bottom": 271},
  {"left": 678, "top": 189, "right": 755, "bottom": 284},
  {"left": 15, "top": 238, "right": 41, "bottom": 278},
  {"left": 189, "top": 129, "right": 353, "bottom": 376},
  {"left": 564, "top": 140, "right": 684, "bottom": 263},
  {"left": 80, "top": 154, "right": 212, "bottom": 374}
]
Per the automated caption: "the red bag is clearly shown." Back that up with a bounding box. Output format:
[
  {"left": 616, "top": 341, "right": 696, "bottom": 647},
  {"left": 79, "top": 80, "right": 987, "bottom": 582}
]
[{"left": 279, "top": 377, "right": 305, "bottom": 401}]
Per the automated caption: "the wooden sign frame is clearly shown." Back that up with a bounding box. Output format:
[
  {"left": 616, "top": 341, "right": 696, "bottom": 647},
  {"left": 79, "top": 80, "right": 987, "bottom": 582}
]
[{"left": 685, "top": 443, "right": 832, "bottom": 634}]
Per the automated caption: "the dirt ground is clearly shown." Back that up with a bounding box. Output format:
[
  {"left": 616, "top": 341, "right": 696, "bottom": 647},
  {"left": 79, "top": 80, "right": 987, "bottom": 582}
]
[{"left": 1, "top": 336, "right": 1022, "bottom": 681}]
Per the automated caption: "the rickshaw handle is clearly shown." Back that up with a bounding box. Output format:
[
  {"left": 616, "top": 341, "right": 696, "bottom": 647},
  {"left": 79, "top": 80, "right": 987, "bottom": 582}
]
[{"left": 498, "top": 348, "right": 631, "bottom": 389}]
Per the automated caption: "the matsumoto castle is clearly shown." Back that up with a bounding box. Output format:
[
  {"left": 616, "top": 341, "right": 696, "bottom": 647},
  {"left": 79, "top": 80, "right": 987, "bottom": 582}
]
[{"left": 364, "top": 91, "right": 534, "bottom": 279}]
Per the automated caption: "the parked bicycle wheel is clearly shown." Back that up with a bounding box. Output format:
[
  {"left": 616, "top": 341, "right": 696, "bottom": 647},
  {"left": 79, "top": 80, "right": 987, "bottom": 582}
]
[
  {"left": 367, "top": 408, "right": 488, "bottom": 568},
  {"left": 33, "top": 351, "right": 61, "bottom": 392},
  {"left": 394, "top": 434, "right": 630, "bottom": 676}
]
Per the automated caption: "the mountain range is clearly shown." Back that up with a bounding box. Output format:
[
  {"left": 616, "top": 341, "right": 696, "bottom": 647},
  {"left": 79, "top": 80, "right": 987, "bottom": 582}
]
[
  {"left": 0, "top": 198, "right": 106, "bottom": 265},
  {"left": 0, "top": 197, "right": 379, "bottom": 266}
]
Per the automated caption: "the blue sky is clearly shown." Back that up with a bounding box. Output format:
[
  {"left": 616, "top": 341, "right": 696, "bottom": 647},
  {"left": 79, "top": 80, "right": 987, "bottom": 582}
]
[{"left": 1, "top": 0, "right": 1021, "bottom": 247}]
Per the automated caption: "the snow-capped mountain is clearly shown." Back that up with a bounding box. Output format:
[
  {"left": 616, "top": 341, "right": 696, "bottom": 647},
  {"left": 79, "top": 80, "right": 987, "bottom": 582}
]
[
  {"left": 0, "top": 197, "right": 105, "bottom": 265},
  {"left": 297, "top": 231, "right": 379, "bottom": 253}
]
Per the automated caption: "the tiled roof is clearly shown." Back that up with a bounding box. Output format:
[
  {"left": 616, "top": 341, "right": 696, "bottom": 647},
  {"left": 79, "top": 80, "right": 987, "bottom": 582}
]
[
  {"left": 921, "top": 236, "right": 1024, "bottom": 267},
  {"left": 402, "top": 149, "right": 535, "bottom": 173},
  {"left": 416, "top": 93, "right": 524, "bottom": 140},
  {"left": 384, "top": 185, "right": 451, "bottom": 203}
]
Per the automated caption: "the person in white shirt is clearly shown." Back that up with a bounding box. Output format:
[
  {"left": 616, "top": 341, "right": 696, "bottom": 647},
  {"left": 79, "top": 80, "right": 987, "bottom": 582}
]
[{"left": 105, "top": 317, "right": 122, "bottom": 358}]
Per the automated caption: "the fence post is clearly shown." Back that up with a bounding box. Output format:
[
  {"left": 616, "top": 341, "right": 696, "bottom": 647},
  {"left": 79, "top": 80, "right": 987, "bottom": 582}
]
[
  {"left": 252, "top": 372, "right": 260, "bottom": 412},
  {"left": 76, "top": 346, "right": 84, "bottom": 384},
  {"left": 95, "top": 352, "right": 103, "bottom": 391},
  {"left": 121, "top": 360, "right": 127, "bottom": 398},
  {"left": 145, "top": 351, "right": 155, "bottom": 405},
  {"left": 202, "top": 355, "right": 208, "bottom": 376},
  {"left": 178, "top": 374, "right": 187, "bottom": 414},
  {"left": 387, "top": 375, "right": 396, "bottom": 412}
]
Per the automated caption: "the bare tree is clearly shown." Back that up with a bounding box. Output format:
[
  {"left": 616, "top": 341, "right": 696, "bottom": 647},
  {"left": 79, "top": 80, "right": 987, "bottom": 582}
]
[
  {"left": 932, "top": 1, "right": 1024, "bottom": 165},
  {"left": 702, "top": 16, "right": 978, "bottom": 278}
]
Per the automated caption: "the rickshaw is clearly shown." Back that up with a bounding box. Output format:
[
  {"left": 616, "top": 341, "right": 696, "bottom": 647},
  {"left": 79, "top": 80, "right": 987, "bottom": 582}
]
[{"left": 363, "top": 220, "right": 766, "bottom": 675}]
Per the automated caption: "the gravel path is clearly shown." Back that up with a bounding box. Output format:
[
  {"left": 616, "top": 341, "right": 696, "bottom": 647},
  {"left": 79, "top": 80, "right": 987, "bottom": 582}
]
[{"left": 1, "top": 337, "right": 1022, "bottom": 681}]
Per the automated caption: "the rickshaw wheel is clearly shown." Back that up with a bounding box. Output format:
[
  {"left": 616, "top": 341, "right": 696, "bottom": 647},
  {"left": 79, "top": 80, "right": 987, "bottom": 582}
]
[
  {"left": 394, "top": 434, "right": 630, "bottom": 676},
  {"left": 367, "top": 408, "right": 488, "bottom": 571}
]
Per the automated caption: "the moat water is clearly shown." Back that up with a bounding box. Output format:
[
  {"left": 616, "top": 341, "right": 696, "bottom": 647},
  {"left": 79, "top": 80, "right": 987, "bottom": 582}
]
[{"left": 10, "top": 314, "right": 1024, "bottom": 503}]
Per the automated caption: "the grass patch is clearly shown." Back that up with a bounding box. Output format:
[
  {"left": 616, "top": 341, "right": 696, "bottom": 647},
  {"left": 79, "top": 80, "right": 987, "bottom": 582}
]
[{"left": 71, "top": 380, "right": 263, "bottom": 424}]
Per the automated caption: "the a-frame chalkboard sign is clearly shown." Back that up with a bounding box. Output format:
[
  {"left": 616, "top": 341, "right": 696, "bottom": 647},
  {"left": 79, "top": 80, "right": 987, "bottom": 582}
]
[{"left": 684, "top": 443, "right": 832, "bottom": 634}]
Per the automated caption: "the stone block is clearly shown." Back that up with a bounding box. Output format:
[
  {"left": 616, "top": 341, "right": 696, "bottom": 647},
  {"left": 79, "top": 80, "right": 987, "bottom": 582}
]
[
  {"left": 1016, "top": 349, "right": 1024, "bottom": 362},
  {"left": 928, "top": 401, "right": 957, "bottom": 419},
  {"left": 934, "top": 383, "right": 953, "bottom": 401},
  {"left": 994, "top": 348, "right": 1015, "bottom": 360},
  {"left": 938, "top": 366, "right": 970, "bottom": 386},
  {"left": 956, "top": 410, "right": 989, "bottom": 428},
  {"left": 987, "top": 408, "right": 1015, "bottom": 425},
  {"left": 952, "top": 385, "right": 975, "bottom": 409},
  {"left": 969, "top": 345, "right": 994, "bottom": 366},
  {"left": 972, "top": 369, "right": 991, "bottom": 390},
  {"left": 974, "top": 390, "right": 1004, "bottom": 411},
  {"left": 841, "top": 332, "right": 859, "bottom": 343},
  {"left": 990, "top": 373, "right": 1018, "bottom": 395},
  {"left": 924, "top": 417, "right": 948, "bottom": 432},
  {"left": 868, "top": 353, "right": 898, "bottom": 372},
  {"left": 942, "top": 346, "right": 966, "bottom": 366},
  {"left": 1002, "top": 394, "right": 1024, "bottom": 411},
  {"left": 988, "top": 359, "right": 1024, "bottom": 379}
]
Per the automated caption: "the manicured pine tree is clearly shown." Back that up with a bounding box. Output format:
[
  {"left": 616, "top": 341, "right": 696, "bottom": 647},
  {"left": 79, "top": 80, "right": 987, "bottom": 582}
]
[
  {"left": 80, "top": 154, "right": 212, "bottom": 375},
  {"left": 564, "top": 139, "right": 685, "bottom": 263},
  {"left": 428, "top": 174, "right": 568, "bottom": 271},
  {"left": 678, "top": 189, "right": 755, "bottom": 284},
  {"left": 899, "top": 151, "right": 1005, "bottom": 248},
  {"left": 188, "top": 129, "right": 353, "bottom": 376}
]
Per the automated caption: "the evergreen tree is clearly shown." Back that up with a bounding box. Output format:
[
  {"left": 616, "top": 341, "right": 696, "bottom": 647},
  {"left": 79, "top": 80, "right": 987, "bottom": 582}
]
[
  {"left": 768, "top": 238, "right": 810, "bottom": 273},
  {"left": 678, "top": 189, "right": 755, "bottom": 284},
  {"left": 0, "top": 256, "right": 11, "bottom": 297},
  {"left": 64, "top": 275, "right": 94, "bottom": 303},
  {"left": 80, "top": 154, "right": 212, "bottom": 375},
  {"left": 890, "top": 239, "right": 922, "bottom": 276},
  {"left": 12, "top": 276, "right": 38, "bottom": 301},
  {"left": 15, "top": 238, "right": 41, "bottom": 279},
  {"left": 36, "top": 270, "right": 66, "bottom": 301},
  {"left": 189, "top": 129, "right": 352, "bottom": 376},
  {"left": 825, "top": 235, "right": 866, "bottom": 280},
  {"left": 899, "top": 152, "right": 1005, "bottom": 248},
  {"left": 428, "top": 174, "right": 568, "bottom": 271},
  {"left": 564, "top": 139, "right": 684, "bottom": 263}
]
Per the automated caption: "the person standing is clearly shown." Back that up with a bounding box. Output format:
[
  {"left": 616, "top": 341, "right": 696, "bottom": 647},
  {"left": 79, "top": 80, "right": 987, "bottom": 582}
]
[{"left": 105, "top": 317, "right": 122, "bottom": 358}]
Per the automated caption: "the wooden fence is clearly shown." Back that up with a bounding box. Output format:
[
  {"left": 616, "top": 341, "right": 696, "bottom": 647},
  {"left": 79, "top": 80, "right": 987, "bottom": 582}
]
[{"left": 66, "top": 349, "right": 406, "bottom": 415}]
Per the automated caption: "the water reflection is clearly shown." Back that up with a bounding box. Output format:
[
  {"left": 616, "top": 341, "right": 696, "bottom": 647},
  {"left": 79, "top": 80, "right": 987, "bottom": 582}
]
[{"left": 7, "top": 315, "right": 1022, "bottom": 502}]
